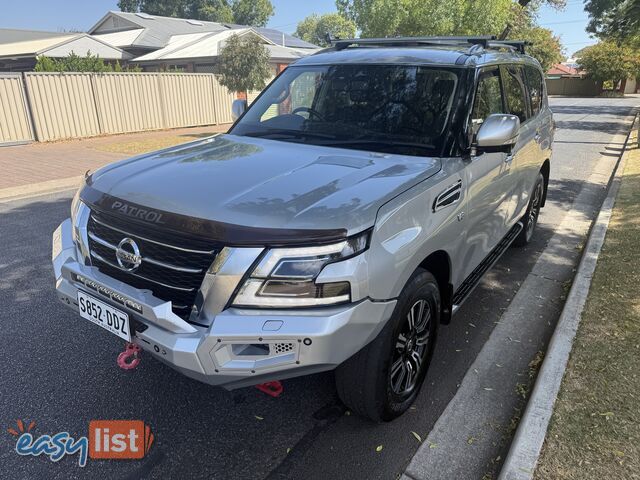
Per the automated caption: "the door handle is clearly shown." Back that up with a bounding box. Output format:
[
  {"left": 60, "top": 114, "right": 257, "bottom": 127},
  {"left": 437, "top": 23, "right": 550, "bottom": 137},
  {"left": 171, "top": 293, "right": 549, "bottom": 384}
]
[{"left": 504, "top": 154, "right": 514, "bottom": 164}]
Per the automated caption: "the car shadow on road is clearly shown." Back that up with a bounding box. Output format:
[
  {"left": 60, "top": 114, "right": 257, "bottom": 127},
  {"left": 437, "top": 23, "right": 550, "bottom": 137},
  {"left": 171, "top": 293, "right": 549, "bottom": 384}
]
[
  {"left": 550, "top": 105, "right": 637, "bottom": 116},
  {"left": 555, "top": 120, "right": 633, "bottom": 134}
]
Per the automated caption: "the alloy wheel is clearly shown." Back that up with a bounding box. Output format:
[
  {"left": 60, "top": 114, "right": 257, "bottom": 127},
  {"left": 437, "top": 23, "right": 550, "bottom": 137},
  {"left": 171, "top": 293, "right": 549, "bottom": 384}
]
[
  {"left": 389, "top": 299, "right": 432, "bottom": 396},
  {"left": 526, "top": 181, "right": 543, "bottom": 238}
]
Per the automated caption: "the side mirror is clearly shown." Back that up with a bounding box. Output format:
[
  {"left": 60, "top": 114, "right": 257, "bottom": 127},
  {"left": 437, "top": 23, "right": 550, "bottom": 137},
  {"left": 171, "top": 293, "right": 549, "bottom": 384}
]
[
  {"left": 476, "top": 114, "right": 520, "bottom": 152},
  {"left": 231, "top": 99, "right": 247, "bottom": 121}
]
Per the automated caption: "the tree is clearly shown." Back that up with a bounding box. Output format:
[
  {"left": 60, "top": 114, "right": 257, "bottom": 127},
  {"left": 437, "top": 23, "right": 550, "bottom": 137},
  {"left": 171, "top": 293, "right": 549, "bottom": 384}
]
[
  {"left": 231, "top": 0, "right": 274, "bottom": 27},
  {"left": 216, "top": 34, "right": 272, "bottom": 93},
  {"left": 117, "top": 0, "right": 141, "bottom": 12},
  {"left": 193, "top": 0, "right": 233, "bottom": 22},
  {"left": 577, "top": 41, "right": 640, "bottom": 90},
  {"left": 584, "top": 0, "right": 640, "bottom": 42},
  {"left": 336, "top": 0, "right": 568, "bottom": 42},
  {"left": 336, "top": 0, "right": 514, "bottom": 38},
  {"left": 118, "top": 0, "right": 275, "bottom": 26},
  {"left": 509, "top": 25, "right": 563, "bottom": 71},
  {"left": 294, "top": 13, "right": 356, "bottom": 47}
]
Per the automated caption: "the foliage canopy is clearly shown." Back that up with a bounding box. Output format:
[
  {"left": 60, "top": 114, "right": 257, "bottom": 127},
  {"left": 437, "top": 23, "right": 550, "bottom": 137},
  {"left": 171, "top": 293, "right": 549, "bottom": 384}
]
[
  {"left": 216, "top": 34, "right": 272, "bottom": 93},
  {"left": 118, "top": 0, "right": 274, "bottom": 26},
  {"left": 34, "top": 53, "right": 141, "bottom": 73},
  {"left": 335, "top": 0, "right": 514, "bottom": 38},
  {"left": 577, "top": 41, "right": 640, "bottom": 85},
  {"left": 294, "top": 13, "right": 357, "bottom": 47},
  {"left": 584, "top": 0, "right": 640, "bottom": 42}
]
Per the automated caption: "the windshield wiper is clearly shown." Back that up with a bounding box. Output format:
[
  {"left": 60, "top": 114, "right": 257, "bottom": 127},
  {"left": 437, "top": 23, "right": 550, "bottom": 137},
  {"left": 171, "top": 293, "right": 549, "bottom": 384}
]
[
  {"left": 316, "top": 139, "right": 436, "bottom": 151},
  {"left": 241, "top": 129, "right": 337, "bottom": 140}
]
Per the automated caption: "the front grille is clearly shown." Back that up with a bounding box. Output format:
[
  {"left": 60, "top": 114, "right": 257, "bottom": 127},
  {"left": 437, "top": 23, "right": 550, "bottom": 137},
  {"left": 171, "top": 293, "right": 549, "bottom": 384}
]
[{"left": 87, "top": 210, "right": 220, "bottom": 322}]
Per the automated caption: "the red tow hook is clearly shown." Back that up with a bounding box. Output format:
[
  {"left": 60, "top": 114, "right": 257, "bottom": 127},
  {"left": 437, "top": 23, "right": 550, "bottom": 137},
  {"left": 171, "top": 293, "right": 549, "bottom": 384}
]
[
  {"left": 117, "top": 342, "right": 142, "bottom": 370},
  {"left": 255, "top": 381, "right": 283, "bottom": 398}
]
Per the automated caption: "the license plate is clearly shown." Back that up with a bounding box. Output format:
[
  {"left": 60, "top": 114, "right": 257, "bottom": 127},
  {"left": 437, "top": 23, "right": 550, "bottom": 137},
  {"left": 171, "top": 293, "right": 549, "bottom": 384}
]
[{"left": 77, "top": 291, "right": 131, "bottom": 341}]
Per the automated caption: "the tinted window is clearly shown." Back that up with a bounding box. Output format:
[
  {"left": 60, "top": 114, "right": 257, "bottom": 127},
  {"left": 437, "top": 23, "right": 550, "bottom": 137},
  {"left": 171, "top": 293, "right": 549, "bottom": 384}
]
[
  {"left": 231, "top": 65, "right": 460, "bottom": 157},
  {"left": 502, "top": 65, "right": 529, "bottom": 123},
  {"left": 471, "top": 69, "right": 504, "bottom": 134},
  {"left": 524, "top": 65, "right": 544, "bottom": 116}
]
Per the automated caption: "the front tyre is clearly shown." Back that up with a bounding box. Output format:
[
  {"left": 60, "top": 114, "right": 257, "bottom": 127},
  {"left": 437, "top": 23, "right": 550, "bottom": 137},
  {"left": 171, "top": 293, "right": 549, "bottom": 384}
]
[
  {"left": 335, "top": 269, "right": 439, "bottom": 422},
  {"left": 513, "top": 172, "right": 545, "bottom": 247}
]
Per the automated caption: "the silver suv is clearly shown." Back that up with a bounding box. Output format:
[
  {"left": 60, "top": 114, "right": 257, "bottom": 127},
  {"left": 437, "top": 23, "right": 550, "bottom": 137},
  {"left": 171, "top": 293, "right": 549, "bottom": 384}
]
[{"left": 52, "top": 36, "right": 553, "bottom": 421}]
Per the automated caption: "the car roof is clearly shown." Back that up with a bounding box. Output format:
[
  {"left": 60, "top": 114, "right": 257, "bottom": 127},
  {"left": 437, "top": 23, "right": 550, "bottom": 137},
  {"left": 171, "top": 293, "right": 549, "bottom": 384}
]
[{"left": 294, "top": 45, "right": 542, "bottom": 70}]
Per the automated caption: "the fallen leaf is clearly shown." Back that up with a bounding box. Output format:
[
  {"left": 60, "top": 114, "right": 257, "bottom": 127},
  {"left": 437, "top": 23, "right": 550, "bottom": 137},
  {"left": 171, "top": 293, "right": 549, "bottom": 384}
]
[
  {"left": 286, "top": 448, "right": 291, "bottom": 454},
  {"left": 254, "top": 415, "right": 264, "bottom": 421},
  {"left": 375, "top": 445, "right": 384, "bottom": 452},
  {"left": 469, "top": 323, "right": 477, "bottom": 328},
  {"left": 484, "top": 387, "right": 493, "bottom": 391},
  {"left": 429, "top": 442, "right": 438, "bottom": 449},
  {"left": 411, "top": 431, "right": 422, "bottom": 443}
]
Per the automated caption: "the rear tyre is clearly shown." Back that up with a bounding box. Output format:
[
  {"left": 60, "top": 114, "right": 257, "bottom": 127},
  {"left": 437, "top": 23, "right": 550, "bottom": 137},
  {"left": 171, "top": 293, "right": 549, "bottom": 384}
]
[
  {"left": 513, "top": 172, "right": 545, "bottom": 247},
  {"left": 335, "top": 269, "right": 439, "bottom": 422}
]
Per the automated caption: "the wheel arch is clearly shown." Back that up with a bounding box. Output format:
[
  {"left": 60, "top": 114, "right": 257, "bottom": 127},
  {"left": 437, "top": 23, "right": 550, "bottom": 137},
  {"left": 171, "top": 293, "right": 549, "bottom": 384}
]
[{"left": 419, "top": 250, "right": 453, "bottom": 324}]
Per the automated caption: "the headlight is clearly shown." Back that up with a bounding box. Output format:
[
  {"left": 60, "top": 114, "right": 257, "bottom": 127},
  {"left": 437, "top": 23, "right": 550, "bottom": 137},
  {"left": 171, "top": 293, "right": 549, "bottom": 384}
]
[
  {"left": 70, "top": 188, "right": 91, "bottom": 264},
  {"left": 231, "top": 230, "right": 370, "bottom": 308},
  {"left": 70, "top": 188, "right": 82, "bottom": 227}
]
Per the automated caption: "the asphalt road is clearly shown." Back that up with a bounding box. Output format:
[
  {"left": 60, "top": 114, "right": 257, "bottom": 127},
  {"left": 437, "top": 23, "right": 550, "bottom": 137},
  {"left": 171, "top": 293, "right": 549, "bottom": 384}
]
[{"left": 0, "top": 96, "right": 637, "bottom": 480}]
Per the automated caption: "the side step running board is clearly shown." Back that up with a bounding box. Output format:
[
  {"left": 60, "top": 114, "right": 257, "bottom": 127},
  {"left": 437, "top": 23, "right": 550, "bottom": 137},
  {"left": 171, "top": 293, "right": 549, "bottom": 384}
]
[{"left": 452, "top": 221, "right": 523, "bottom": 313}]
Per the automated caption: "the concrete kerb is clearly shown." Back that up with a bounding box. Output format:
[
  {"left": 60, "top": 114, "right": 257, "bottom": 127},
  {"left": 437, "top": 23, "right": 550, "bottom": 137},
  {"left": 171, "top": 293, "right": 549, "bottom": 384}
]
[{"left": 0, "top": 176, "right": 81, "bottom": 203}]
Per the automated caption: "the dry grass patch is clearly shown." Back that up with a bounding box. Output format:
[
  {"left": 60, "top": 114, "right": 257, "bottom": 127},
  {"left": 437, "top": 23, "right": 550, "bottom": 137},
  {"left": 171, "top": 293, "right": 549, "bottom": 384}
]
[
  {"left": 92, "top": 133, "right": 213, "bottom": 156},
  {"left": 534, "top": 128, "right": 640, "bottom": 479}
]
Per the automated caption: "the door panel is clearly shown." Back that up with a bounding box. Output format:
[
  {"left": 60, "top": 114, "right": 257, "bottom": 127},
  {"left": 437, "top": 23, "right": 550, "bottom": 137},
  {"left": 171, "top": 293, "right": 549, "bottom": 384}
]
[
  {"left": 461, "top": 68, "right": 513, "bottom": 280},
  {"left": 462, "top": 152, "right": 512, "bottom": 279}
]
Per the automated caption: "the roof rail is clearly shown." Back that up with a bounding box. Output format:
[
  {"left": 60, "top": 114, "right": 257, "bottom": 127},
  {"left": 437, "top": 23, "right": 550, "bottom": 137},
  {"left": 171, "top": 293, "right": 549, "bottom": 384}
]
[{"left": 330, "top": 36, "right": 529, "bottom": 54}]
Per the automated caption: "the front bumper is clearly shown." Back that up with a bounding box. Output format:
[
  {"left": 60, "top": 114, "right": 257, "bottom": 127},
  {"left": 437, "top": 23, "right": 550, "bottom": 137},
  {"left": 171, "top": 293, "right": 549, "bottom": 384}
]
[{"left": 53, "top": 219, "right": 396, "bottom": 389}]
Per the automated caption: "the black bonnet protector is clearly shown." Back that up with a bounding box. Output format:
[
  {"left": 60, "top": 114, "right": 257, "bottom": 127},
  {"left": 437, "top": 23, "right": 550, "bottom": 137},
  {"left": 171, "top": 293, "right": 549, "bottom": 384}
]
[{"left": 80, "top": 185, "right": 347, "bottom": 247}]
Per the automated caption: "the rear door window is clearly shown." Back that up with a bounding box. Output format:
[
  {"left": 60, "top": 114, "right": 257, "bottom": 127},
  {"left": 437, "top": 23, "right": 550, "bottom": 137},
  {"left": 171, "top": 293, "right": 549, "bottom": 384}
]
[
  {"left": 501, "top": 65, "right": 530, "bottom": 123},
  {"left": 524, "top": 66, "right": 544, "bottom": 117}
]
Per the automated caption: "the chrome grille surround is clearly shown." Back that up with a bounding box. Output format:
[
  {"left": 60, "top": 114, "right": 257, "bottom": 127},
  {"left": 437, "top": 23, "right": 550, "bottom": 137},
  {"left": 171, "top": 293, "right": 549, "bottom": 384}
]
[{"left": 87, "top": 210, "right": 220, "bottom": 323}]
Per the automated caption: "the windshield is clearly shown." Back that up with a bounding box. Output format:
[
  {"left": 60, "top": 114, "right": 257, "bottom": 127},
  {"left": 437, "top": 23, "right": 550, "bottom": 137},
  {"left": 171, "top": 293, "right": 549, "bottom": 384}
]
[{"left": 230, "top": 64, "right": 460, "bottom": 157}]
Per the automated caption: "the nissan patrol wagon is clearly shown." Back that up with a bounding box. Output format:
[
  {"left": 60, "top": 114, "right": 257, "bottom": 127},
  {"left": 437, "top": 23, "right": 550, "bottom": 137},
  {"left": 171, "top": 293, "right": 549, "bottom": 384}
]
[{"left": 53, "top": 36, "right": 553, "bottom": 421}]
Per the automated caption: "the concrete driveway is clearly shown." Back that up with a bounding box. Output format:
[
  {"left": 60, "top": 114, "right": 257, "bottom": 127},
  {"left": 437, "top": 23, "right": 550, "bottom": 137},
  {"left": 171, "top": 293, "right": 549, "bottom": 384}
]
[{"left": 0, "top": 96, "right": 637, "bottom": 480}]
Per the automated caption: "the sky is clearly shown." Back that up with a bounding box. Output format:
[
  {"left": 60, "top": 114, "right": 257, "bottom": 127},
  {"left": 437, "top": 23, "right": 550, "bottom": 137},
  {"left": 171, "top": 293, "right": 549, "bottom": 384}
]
[{"left": 0, "top": 0, "right": 596, "bottom": 57}]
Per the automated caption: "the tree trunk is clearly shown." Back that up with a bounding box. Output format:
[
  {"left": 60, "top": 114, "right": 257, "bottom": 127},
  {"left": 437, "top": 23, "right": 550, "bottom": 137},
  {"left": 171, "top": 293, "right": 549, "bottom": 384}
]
[
  {"left": 499, "top": 0, "right": 533, "bottom": 40},
  {"left": 499, "top": 25, "right": 512, "bottom": 40}
]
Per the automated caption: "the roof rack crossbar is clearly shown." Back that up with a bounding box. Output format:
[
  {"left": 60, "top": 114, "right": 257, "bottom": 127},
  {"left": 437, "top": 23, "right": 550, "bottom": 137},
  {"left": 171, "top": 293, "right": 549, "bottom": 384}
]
[
  {"left": 331, "top": 36, "right": 529, "bottom": 54},
  {"left": 488, "top": 40, "right": 530, "bottom": 54}
]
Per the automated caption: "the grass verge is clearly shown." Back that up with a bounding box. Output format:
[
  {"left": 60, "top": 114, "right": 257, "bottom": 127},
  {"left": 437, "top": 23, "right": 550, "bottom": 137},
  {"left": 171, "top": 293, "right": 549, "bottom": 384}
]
[{"left": 534, "top": 125, "right": 640, "bottom": 479}]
